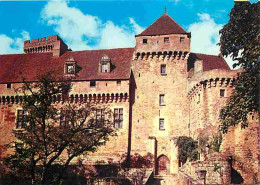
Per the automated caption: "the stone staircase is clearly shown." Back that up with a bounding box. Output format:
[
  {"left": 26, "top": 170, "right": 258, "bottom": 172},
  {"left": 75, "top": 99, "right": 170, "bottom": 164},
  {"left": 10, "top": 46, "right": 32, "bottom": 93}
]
[{"left": 147, "top": 174, "right": 181, "bottom": 185}]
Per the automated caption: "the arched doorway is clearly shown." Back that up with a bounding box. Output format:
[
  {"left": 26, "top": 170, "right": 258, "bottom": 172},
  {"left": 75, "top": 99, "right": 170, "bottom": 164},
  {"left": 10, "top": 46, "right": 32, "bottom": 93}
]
[{"left": 157, "top": 155, "right": 170, "bottom": 175}]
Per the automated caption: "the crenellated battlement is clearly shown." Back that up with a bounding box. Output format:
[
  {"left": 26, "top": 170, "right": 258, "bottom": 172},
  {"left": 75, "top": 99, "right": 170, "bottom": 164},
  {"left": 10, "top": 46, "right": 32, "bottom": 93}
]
[
  {"left": 0, "top": 92, "right": 129, "bottom": 105},
  {"left": 134, "top": 50, "right": 190, "bottom": 60},
  {"left": 23, "top": 35, "right": 69, "bottom": 57},
  {"left": 187, "top": 77, "right": 235, "bottom": 100}
]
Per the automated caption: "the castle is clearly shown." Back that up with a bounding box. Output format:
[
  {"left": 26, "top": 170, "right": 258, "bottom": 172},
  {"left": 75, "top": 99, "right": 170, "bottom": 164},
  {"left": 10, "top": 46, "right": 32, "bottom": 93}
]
[{"left": 0, "top": 13, "right": 259, "bottom": 184}]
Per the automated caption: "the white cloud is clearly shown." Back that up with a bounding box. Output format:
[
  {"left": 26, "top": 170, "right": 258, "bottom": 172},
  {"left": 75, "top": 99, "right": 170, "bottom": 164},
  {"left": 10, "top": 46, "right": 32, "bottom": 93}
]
[
  {"left": 0, "top": 31, "right": 30, "bottom": 54},
  {"left": 41, "top": 0, "right": 100, "bottom": 50},
  {"left": 41, "top": 0, "right": 144, "bottom": 50},
  {"left": 97, "top": 21, "right": 136, "bottom": 49},
  {"left": 188, "top": 13, "right": 234, "bottom": 68},
  {"left": 129, "top": 17, "right": 144, "bottom": 35}
]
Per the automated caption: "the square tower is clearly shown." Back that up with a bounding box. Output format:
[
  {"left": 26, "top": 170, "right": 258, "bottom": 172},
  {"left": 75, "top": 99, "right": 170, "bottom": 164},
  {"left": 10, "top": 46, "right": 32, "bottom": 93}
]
[{"left": 135, "top": 13, "right": 191, "bottom": 54}]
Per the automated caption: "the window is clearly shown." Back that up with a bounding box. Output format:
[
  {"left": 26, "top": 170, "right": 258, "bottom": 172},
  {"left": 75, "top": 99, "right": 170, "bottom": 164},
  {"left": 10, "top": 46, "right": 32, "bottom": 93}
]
[
  {"left": 159, "top": 94, "right": 165, "bottom": 106},
  {"left": 100, "top": 55, "right": 111, "bottom": 73},
  {"left": 143, "top": 39, "right": 148, "bottom": 44},
  {"left": 66, "top": 64, "right": 75, "bottom": 74},
  {"left": 220, "top": 89, "right": 225, "bottom": 97},
  {"left": 114, "top": 108, "right": 123, "bottom": 129},
  {"left": 161, "top": 64, "right": 166, "bottom": 75},
  {"left": 90, "top": 81, "right": 96, "bottom": 87},
  {"left": 101, "top": 63, "right": 108, "bottom": 72},
  {"left": 180, "top": 37, "right": 185, "bottom": 43},
  {"left": 116, "top": 80, "right": 121, "bottom": 85},
  {"left": 164, "top": 37, "right": 169, "bottom": 43},
  {"left": 65, "top": 57, "right": 77, "bottom": 75},
  {"left": 16, "top": 110, "right": 27, "bottom": 129},
  {"left": 96, "top": 109, "right": 105, "bottom": 124},
  {"left": 159, "top": 118, "right": 165, "bottom": 130},
  {"left": 197, "top": 94, "right": 200, "bottom": 103},
  {"left": 60, "top": 111, "right": 73, "bottom": 127},
  {"left": 7, "top": 83, "right": 11, "bottom": 89}
]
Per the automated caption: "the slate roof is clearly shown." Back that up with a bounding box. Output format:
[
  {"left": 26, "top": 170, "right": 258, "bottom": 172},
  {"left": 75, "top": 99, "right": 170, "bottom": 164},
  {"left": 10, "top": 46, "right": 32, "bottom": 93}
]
[
  {"left": 136, "top": 13, "right": 187, "bottom": 36},
  {"left": 0, "top": 48, "right": 134, "bottom": 83}
]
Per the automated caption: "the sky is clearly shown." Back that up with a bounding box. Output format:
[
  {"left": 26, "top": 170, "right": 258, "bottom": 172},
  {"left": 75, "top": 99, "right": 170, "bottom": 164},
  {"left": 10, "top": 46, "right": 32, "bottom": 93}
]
[{"left": 0, "top": 0, "right": 258, "bottom": 67}]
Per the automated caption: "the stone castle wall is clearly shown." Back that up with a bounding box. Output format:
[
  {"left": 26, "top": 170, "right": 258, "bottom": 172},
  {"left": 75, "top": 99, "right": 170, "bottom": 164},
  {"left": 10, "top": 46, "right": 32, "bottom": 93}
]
[
  {"left": 0, "top": 80, "right": 131, "bottom": 163},
  {"left": 187, "top": 69, "right": 260, "bottom": 184},
  {"left": 131, "top": 50, "right": 190, "bottom": 174}
]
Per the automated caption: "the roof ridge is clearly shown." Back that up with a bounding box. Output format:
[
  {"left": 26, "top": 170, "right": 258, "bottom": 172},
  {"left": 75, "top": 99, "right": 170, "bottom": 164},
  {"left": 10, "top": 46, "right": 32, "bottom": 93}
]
[
  {"left": 136, "top": 13, "right": 187, "bottom": 36},
  {"left": 163, "top": 13, "right": 186, "bottom": 33},
  {"left": 66, "top": 47, "right": 135, "bottom": 53},
  {"left": 0, "top": 52, "right": 52, "bottom": 57},
  {"left": 193, "top": 52, "right": 222, "bottom": 57}
]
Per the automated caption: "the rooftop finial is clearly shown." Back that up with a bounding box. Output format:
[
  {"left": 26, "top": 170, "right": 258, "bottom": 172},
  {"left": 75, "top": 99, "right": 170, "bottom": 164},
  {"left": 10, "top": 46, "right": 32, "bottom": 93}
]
[{"left": 164, "top": 6, "right": 167, "bottom": 14}]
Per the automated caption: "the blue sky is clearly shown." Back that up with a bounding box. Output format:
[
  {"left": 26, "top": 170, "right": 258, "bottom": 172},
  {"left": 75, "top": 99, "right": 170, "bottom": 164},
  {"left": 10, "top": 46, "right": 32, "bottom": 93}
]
[{"left": 0, "top": 0, "right": 258, "bottom": 66}]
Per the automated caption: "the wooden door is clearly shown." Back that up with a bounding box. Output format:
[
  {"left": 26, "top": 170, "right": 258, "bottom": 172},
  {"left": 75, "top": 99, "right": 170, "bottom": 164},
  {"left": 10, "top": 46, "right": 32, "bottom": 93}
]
[{"left": 157, "top": 155, "right": 170, "bottom": 175}]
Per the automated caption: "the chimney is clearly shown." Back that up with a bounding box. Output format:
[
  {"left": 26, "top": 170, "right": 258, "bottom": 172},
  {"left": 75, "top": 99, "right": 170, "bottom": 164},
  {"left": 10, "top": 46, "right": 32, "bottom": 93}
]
[
  {"left": 23, "top": 35, "right": 69, "bottom": 57},
  {"left": 194, "top": 59, "right": 203, "bottom": 73}
]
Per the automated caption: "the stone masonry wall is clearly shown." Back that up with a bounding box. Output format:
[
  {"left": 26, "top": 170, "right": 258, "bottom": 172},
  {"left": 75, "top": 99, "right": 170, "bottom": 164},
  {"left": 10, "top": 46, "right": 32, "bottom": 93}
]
[
  {"left": 0, "top": 79, "right": 131, "bottom": 164},
  {"left": 131, "top": 52, "right": 190, "bottom": 173},
  {"left": 188, "top": 69, "right": 260, "bottom": 184}
]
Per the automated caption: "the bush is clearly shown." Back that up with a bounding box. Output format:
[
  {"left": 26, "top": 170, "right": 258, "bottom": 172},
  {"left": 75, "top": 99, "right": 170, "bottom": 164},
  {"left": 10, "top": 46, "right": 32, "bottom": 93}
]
[{"left": 177, "top": 136, "right": 198, "bottom": 164}]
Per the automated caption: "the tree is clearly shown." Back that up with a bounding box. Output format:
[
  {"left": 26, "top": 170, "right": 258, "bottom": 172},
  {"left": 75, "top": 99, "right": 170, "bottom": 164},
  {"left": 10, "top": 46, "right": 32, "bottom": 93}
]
[
  {"left": 3, "top": 72, "right": 116, "bottom": 184},
  {"left": 219, "top": 1, "right": 260, "bottom": 133},
  {"left": 177, "top": 136, "right": 198, "bottom": 164}
]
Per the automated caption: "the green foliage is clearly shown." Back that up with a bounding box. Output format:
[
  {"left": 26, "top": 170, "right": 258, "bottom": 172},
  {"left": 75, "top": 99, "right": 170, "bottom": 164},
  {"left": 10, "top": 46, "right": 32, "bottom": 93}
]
[
  {"left": 219, "top": 1, "right": 260, "bottom": 133},
  {"left": 197, "top": 133, "right": 210, "bottom": 154},
  {"left": 177, "top": 136, "right": 198, "bottom": 164},
  {"left": 209, "top": 133, "right": 223, "bottom": 153},
  {"left": 3, "top": 71, "right": 116, "bottom": 184}
]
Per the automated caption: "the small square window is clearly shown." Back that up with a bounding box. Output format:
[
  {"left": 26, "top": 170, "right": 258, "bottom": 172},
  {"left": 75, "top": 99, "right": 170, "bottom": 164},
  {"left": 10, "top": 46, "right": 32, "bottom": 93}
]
[
  {"left": 159, "top": 118, "right": 165, "bottom": 130},
  {"left": 116, "top": 80, "right": 121, "bottom": 85},
  {"left": 90, "top": 81, "right": 96, "bottom": 87},
  {"left": 7, "top": 83, "right": 11, "bottom": 89},
  {"left": 164, "top": 37, "right": 169, "bottom": 43},
  {"left": 220, "top": 89, "right": 225, "bottom": 97},
  {"left": 143, "top": 39, "right": 148, "bottom": 44},
  {"left": 161, "top": 64, "right": 166, "bottom": 75},
  {"left": 180, "top": 37, "right": 185, "bottom": 43},
  {"left": 159, "top": 94, "right": 165, "bottom": 106}
]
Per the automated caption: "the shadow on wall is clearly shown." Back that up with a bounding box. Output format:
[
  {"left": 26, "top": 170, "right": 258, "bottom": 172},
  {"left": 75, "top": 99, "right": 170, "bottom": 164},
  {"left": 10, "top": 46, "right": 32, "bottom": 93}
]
[{"left": 231, "top": 167, "right": 244, "bottom": 184}]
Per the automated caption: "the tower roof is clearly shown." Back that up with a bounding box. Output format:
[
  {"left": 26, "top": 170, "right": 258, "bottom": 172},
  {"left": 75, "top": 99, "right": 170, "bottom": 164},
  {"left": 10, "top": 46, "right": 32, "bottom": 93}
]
[{"left": 136, "top": 13, "right": 187, "bottom": 37}]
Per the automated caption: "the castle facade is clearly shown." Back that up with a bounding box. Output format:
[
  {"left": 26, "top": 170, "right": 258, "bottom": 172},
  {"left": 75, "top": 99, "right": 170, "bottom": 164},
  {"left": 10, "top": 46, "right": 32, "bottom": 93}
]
[{"left": 0, "top": 13, "right": 259, "bottom": 184}]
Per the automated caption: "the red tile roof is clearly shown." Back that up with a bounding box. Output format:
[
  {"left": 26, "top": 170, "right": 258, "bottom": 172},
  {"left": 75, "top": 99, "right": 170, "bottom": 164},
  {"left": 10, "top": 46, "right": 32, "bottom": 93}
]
[
  {"left": 195, "top": 53, "right": 230, "bottom": 71},
  {"left": 188, "top": 53, "right": 230, "bottom": 73},
  {"left": 0, "top": 49, "right": 231, "bottom": 84},
  {"left": 136, "top": 13, "right": 187, "bottom": 37},
  {"left": 0, "top": 48, "right": 134, "bottom": 83}
]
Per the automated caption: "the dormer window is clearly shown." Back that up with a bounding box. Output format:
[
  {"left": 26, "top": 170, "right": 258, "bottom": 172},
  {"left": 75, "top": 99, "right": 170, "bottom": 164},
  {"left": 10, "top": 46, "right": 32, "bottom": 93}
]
[
  {"left": 100, "top": 55, "right": 111, "bottom": 73},
  {"left": 102, "top": 63, "right": 108, "bottom": 73},
  {"left": 66, "top": 64, "right": 75, "bottom": 74},
  {"left": 64, "top": 56, "right": 76, "bottom": 75}
]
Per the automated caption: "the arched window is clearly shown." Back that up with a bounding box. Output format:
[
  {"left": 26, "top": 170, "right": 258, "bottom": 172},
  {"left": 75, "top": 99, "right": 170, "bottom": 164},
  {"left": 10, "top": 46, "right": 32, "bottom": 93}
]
[{"left": 100, "top": 55, "right": 111, "bottom": 73}]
